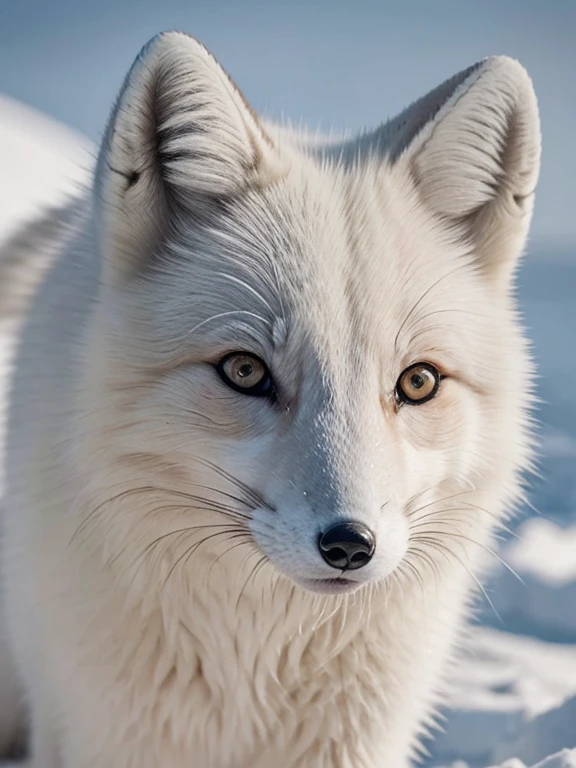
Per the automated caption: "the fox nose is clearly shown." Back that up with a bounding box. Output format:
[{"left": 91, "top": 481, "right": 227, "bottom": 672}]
[{"left": 318, "top": 521, "right": 376, "bottom": 570}]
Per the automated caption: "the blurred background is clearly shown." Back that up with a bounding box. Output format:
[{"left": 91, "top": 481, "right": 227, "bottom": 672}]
[{"left": 0, "top": 2, "right": 575, "bottom": 766}]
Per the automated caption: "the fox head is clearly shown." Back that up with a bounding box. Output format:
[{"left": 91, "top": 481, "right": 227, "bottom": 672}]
[{"left": 79, "top": 32, "right": 540, "bottom": 598}]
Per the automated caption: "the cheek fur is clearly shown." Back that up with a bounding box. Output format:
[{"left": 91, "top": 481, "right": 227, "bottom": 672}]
[
  {"left": 139, "top": 367, "right": 279, "bottom": 442},
  {"left": 396, "top": 379, "right": 482, "bottom": 482}
]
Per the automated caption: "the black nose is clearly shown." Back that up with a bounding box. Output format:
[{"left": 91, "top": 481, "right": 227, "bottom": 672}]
[{"left": 318, "top": 521, "right": 376, "bottom": 571}]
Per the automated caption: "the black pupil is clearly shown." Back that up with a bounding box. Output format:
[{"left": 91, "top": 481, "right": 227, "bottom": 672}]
[
  {"left": 411, "top": 372, "right": 425, "bottom": 389},
  {"left": 238, "top": 363, "right": 254, "bottom": 379}
]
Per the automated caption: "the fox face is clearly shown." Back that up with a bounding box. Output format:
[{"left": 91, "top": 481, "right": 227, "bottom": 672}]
[{"left": 79, "top": 33, "right": 540, "bottom": 598}]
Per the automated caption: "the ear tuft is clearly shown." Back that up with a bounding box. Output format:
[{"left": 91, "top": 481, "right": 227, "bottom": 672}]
[
  {"left": 403, "top": 57, "right": 540, "bottom": 216},
  {"left": 384, "top": 56, "right": 541, "bottom": 285},
  {"left": 94, "top": 32, "right": 283, "bottom": 285}
]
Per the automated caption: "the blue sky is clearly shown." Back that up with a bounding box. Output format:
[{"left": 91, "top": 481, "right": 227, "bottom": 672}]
[{"left": 1, "top": 0, "right": 574, "bottom": 248}]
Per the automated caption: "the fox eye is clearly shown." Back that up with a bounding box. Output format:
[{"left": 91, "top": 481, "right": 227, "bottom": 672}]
[
  {"left": 216, "top": 352, "right": 275, "bottom": 398},
  {"left": 396, "top": 362, "right": 441, "bottom": 405}
]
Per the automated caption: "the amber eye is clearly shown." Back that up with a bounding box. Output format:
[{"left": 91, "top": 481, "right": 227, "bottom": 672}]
[
  {"left": 216, "top": 352, "right": 274, "bottom": 398},
  {"left": 396, "top": 362, "right": 441, "bottom": 405}
]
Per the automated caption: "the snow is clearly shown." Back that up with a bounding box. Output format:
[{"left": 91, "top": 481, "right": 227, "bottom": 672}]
[
  {"left": 507, "top": 519, "right": 576, "bottom": 587},
  {"left": 0, "top": 94, "right": 92, "bottom": 247},
  {"left": 0, "top": 96, "right": 575, "bottom": 768},
  {"left": 490, "top": 752, "right": 576, "bottom": 768}
]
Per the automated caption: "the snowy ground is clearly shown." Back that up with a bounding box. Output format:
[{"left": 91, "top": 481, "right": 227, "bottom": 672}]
[
  {"left": 0, "top": 95, "right": 91, "bottom": 247},
  {"left": 0, "top": 96, "right": 575, "bottom": 768},
  {"left": 425, "top": 243, "right": 576, "bottom": 767}
]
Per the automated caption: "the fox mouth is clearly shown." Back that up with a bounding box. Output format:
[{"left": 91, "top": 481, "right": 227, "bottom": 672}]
[{"left": 298, "top": 577, "right": 363, "bottom": 595}]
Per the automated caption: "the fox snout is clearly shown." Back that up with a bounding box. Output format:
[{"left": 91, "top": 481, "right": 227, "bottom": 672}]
[{"left": 248, "top": 478, "right": 408, "bottom": 595}]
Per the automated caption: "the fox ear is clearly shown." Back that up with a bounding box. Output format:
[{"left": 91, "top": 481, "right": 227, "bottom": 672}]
[
  {"left": 387, "top": 57, "right": 541, "bottom": 287},
  {"left": 94, "top": 32, "right": 283, "bottom": 285}
]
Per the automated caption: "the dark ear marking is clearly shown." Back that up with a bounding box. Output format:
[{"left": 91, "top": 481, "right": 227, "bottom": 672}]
[
  {"left": 106, "top": 162, "right": 141, "bottom": 190},
  {"left": 512, "top": 188, "right": 536, "bottom": 208},
  {"left": 94, "top": 31, "right": 284, "bottom": 287},
  {"left": 127, "top": 170, "right": 141, "bottom": 188}
]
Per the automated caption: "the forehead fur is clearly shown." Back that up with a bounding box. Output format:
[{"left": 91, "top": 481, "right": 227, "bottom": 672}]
[
  {"left": 131, "top": 154, "right": 496, "bottom": 389},
  {"left": 98, "top": 146, "right": 524, "bottom": 526}
]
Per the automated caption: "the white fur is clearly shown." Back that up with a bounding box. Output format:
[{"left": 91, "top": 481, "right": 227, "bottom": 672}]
[{"left": 0, "top": 32, "right": 540, "bottom": 767}]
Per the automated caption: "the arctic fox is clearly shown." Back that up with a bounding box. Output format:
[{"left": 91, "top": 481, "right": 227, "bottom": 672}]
[{"left": 0, "top": 32, "right": 540, "bottom": 768}]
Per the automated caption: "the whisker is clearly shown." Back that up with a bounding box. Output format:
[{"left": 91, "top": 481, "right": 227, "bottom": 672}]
[
  {"left": 163, "top": 529, "right": 246, "bottom": 587},
  {"left": 407, "top": 543, "right": 442, "bottom": 585},
  {"left": 130, "top": 526, "right": 249, "bottom": 586},
  {"left": 410, "top": 518, "right": 507, "bottom": 543},
  {"left": 214, "top": 273, "right": 275, "bottom": 314},
  {"left": 206, "top": 534, "right": 255, "bottom": 581},
  {"left": 235, "top": 553, "right": 268, "bottom": 612},
  {"left": 398, "top": 558, "right": 426, "bottom": 597},
  {"left": 187, "top": 310, "right": 271, "bottom": 337},
  {"left": 193, "top": 456, "right": 274, "bottom": 511},
  {"left": 136, "top": 503, "right": 249, "bottom": 523},
  {"left": 190, "top": 483, "right": 255, "bottom": 511},
  {"left": 70, "top": 486, "right": 253, "bottom": 546},
  {"left": 440, "top": 531, "right": 525, "bottom": 584},
  {"left": 409, "top": 539, "right": 504, "bottom": 624},
  {"left": 409, "top": 505, "right": 518, "bottom": 539},
  {"left": 455, "top": 499, "right": 519, "bottom": 533},
  {"left": 131, "top": 523, "right": 246, "bottom": 566},
  {"left": 394, "top": 264, "right": 469, "bottom": 351},
  {"left": 405, "top": 489, "right": 476, "bottom": 520},
  {"left": 416, "top": 308, "right": 490, "bottom": 323}
]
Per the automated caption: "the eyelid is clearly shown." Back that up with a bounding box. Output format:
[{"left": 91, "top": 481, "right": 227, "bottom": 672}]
[{"left": 403, "top": 358, "right": 449, "bottom": 378}]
